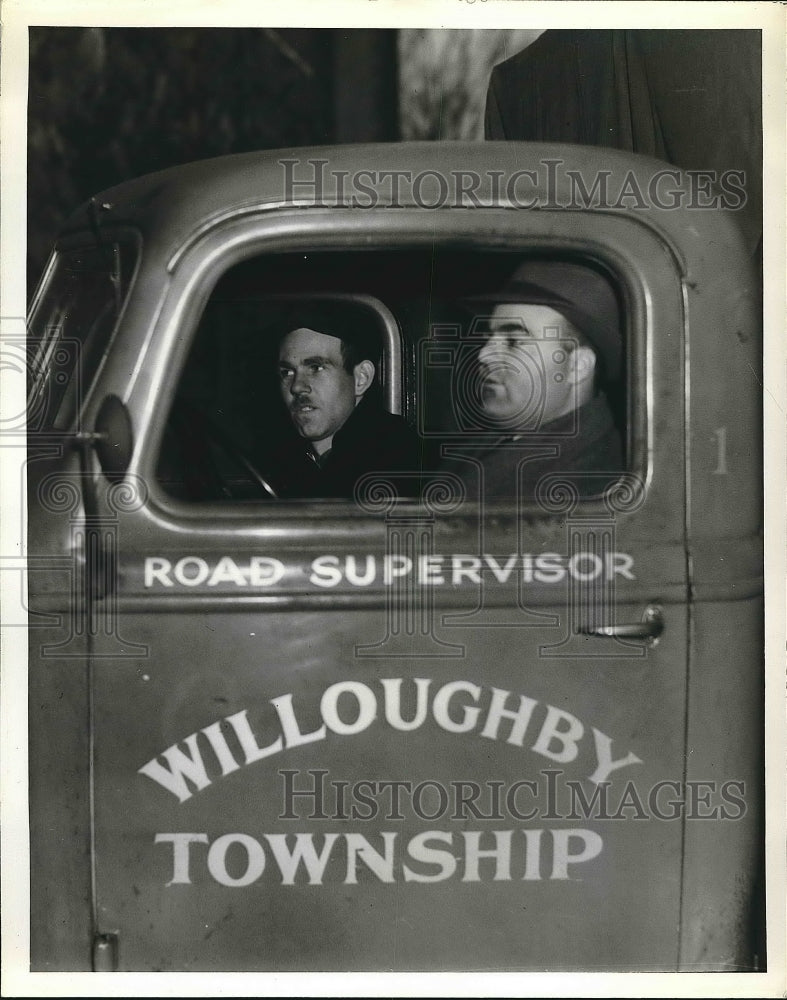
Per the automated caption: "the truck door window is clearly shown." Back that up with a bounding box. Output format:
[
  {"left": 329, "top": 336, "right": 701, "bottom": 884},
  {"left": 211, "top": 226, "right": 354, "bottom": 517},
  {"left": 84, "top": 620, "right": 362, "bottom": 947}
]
[{"left": 155, "top": 250, "right": 627, "bottom": 507}]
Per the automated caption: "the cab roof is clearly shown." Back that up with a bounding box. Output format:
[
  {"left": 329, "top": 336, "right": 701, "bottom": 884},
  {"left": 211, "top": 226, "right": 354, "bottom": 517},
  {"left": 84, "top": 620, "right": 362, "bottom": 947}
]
[{"left": 59, "top": 140, "right": 749, "bottom": 270}]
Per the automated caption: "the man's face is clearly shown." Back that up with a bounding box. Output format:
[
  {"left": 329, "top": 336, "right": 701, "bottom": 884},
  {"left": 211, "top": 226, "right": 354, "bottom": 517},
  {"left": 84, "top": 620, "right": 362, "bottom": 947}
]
[
  {"left": 477, "top": 303, "right": 593, "bottom": 429},
  {"left": 278, "top": 327, "right": 359, "bottom": 455}
]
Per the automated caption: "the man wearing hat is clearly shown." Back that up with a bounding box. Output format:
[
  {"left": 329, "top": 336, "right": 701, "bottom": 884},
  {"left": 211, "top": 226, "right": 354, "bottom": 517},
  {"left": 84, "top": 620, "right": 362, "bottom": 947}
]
[
  {"left": 275, "top": 301, "right": 420, "bottom": 498},
  {"left": 444, "top": 261, "right": 624, "bottom": 503}
]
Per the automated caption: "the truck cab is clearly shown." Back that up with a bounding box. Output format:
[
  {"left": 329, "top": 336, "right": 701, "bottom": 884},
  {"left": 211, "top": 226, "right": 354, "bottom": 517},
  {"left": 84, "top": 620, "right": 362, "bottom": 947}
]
[{"left": 27, "top": 142, "right": 763, "bottom": 972}]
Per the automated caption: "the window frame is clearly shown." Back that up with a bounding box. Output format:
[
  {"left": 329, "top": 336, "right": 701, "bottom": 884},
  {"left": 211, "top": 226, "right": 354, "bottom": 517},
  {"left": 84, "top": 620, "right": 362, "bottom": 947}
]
[
  {"left": 26, "top": 229, "right": 142, "bottom": 433},
  {"left": 132, "top": 207, "right": 654, "bottom": 524}
]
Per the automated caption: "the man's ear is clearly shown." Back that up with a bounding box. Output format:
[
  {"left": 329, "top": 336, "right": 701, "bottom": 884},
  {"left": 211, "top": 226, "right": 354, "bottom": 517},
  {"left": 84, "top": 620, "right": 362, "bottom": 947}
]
[
  {"left": 353, "top": 360, "right": 375, "bottom": 399},
  {"left": 567, "top": 344, "right": 596, "bottom": 386}
]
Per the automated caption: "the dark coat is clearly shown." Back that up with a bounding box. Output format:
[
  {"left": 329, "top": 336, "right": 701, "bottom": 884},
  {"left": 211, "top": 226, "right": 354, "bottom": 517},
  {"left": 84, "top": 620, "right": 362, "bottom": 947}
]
[
  {"left": 275, "top": 393, "right": 423, "bottom": 500},
  {"left": 441, "top": 394, "right": 623, "bottom": 506}
]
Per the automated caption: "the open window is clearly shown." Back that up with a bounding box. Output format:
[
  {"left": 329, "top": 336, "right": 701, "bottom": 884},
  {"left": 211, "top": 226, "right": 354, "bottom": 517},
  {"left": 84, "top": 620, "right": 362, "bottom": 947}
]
[{"left": 154, "top": 247, "right": 628, "bottom": 508}]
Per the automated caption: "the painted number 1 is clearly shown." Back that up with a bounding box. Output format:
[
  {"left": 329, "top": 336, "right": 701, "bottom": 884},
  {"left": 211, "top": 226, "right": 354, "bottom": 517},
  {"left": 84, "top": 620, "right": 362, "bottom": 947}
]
[{"left": 712, "top": 427, "right": 727, "bottom": 475}]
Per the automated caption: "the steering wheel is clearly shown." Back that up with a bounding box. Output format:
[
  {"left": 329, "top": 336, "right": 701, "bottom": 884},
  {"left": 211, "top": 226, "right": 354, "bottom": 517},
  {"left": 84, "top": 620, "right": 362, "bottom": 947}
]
[
  {"left": 163, "top": 398, "right": 279, "bottom": 501},
  {"left": 206, "top": 421, "right": 279, "bottom": 499}
]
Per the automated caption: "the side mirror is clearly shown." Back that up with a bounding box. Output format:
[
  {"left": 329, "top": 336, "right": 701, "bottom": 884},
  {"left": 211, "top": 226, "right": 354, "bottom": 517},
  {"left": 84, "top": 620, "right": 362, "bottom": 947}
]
[{"left": 94, "top": 394, "right": 133, "bottom": 481}]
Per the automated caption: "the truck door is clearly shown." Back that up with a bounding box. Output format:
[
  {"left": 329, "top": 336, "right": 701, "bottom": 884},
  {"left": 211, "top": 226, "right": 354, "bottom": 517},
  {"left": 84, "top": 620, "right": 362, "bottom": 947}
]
[{"left": 80, "top": 203, "right": 700, "bottom": 972}]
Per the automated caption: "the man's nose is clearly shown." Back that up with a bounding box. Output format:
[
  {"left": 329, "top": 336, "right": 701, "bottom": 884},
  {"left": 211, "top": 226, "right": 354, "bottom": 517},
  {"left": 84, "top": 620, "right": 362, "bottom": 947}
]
[
  {"left": 478, "top": 335, "right": 501, "bottom": 363},
  {"left": 291, "top": 369, "right": 310, "bottom": 395}
]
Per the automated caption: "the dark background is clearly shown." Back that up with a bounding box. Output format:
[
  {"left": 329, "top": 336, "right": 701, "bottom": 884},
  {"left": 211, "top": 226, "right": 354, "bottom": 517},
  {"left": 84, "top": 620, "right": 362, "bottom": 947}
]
[
  {"left": 28, "top": 28, "right": 397, "bottom": 291},
  {"left": 27, "top": 27, "right": 538, "bottom": 294}
]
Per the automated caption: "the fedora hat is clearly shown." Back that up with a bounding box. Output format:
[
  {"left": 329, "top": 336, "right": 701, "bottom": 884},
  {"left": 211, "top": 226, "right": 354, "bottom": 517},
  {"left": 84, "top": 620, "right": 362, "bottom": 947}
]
[{"left": 464, "top": 260, "right": 622, "bottom": 382}]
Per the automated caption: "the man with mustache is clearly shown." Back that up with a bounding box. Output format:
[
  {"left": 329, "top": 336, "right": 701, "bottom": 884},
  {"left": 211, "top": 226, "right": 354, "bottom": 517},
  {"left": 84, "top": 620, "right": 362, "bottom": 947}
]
[
  {"left": 443, "top": 262, "right": 624, "bottom": 504},
  {"left": 275, "top": 302, "right": 420, "bottom": 499}
]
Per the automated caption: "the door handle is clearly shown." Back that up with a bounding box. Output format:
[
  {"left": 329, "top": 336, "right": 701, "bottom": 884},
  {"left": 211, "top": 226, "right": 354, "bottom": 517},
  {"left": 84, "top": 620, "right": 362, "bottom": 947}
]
[{"left": 580, "top": 604, "right": 664, "bottom": 642}]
